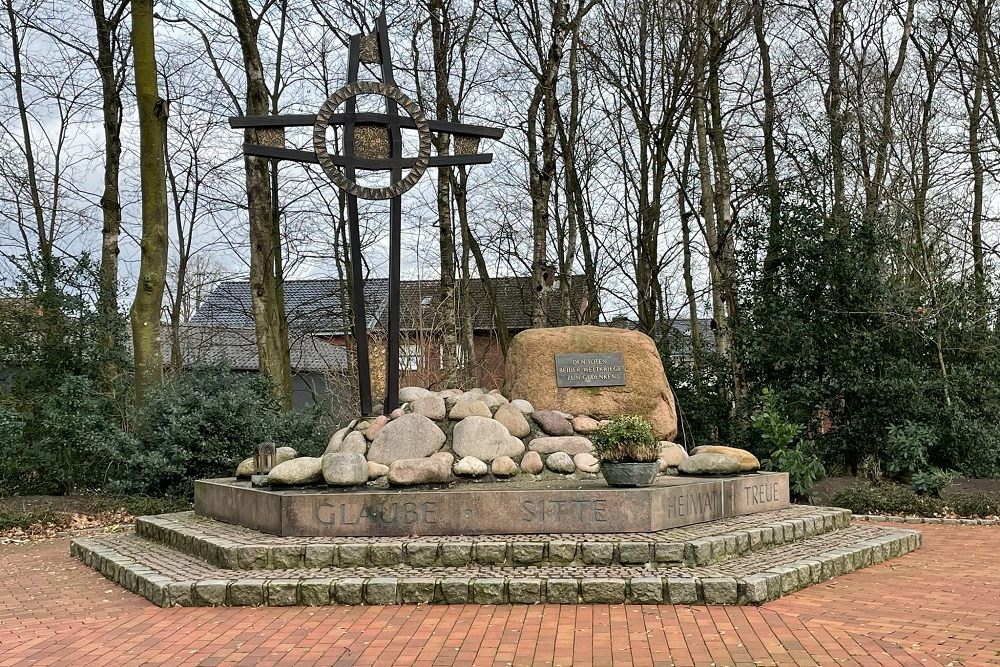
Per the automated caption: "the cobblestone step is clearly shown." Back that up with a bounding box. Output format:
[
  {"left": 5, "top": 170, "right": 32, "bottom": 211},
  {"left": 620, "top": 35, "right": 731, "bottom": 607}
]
[
  {"left": 70, "top": 523, "right": 919, "bottom": 607},
  {"left": 135, "top": 506, "right": 851, "bottom": 570}
]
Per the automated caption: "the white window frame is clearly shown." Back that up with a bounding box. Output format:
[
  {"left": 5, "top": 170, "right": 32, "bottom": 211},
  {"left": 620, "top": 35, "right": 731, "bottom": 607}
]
[{"left": 400, "top": 343, "right": 421, "bottom": 371}]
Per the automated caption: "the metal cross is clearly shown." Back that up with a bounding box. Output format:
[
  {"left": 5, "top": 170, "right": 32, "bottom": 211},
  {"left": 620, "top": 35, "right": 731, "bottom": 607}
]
[{"left": 230, "top": 13, "right": 503, "bottom": 416}]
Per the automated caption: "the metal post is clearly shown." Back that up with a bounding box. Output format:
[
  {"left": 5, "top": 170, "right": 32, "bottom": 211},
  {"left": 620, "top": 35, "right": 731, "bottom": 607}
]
[{"left": 344, "top": 34, "right": 373, "bottom": 416}]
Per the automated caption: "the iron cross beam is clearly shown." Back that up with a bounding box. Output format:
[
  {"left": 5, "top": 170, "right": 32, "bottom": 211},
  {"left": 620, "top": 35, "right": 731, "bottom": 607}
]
[{"left": 229, "top": 13, "right": 503, "bottom": 417}]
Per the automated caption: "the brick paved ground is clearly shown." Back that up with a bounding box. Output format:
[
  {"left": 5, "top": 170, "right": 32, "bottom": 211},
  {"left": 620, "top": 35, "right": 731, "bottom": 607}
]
[{"left": 1, "top": 522, "right": 998, "bottom": 666}]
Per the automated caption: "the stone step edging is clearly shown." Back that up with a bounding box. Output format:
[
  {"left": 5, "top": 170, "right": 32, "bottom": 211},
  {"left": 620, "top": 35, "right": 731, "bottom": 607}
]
[
  {"left": 135, "top": 507, "right": 852, "bottom": 571},
  {"left": 69, "top": 527, "right": 920, "bottom": 607},
  {"left": 852, "top": 514, "right": 1000, "bottom": 526}
]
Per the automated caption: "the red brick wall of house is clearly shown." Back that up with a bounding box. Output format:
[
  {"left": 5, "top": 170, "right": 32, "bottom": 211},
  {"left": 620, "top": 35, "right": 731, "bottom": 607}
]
[{"left": 324, "top": 331, "right": 510, "bottom": 391}]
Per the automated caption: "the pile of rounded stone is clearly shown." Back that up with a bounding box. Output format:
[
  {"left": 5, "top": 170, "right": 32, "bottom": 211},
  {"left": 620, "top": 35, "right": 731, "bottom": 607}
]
[{"left": 235, "top": 386, "right": 690, "bottom": 488}]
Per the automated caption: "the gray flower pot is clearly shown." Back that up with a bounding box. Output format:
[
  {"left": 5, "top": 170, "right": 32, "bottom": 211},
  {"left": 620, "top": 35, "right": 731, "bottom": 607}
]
[{"left": 601, "top": 461, "right": 659, "bottom": 488}]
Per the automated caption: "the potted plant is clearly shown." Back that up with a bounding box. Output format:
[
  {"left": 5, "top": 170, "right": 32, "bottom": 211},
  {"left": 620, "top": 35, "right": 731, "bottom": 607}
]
[{"left": 591, "top": 415, "right": 661, "bottom": 487}]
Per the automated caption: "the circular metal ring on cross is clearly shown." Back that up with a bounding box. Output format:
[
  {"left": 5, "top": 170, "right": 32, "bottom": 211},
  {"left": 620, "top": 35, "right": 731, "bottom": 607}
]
[{"left": 312, "top": 80, "right": 432, "bottom": 201}]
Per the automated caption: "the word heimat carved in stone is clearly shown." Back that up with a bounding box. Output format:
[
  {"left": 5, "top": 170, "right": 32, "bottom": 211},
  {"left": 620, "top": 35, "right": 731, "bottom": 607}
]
[{"left": 555, "top": 352, "right": 626, "bottom": 388}]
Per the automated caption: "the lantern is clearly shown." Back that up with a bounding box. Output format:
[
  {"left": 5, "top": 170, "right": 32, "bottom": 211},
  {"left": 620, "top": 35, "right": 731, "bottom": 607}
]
[{"left": 255, "top": 442, "right": 276, "bottom": 475}]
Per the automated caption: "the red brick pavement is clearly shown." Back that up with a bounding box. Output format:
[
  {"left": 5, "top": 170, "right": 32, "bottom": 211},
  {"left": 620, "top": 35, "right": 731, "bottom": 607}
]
[{"left": 0, "top": 522, "right": 998, "bottom": 666}]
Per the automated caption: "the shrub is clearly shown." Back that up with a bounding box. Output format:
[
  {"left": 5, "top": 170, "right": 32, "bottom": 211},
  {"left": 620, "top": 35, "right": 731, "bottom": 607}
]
[
  {"left": 830, "top": 483, "right": 944, "bottom": 516},
  {"left": 909, "top": 468, "right": 954, "bottom": 498},
  {"left": 114, "top": 365, "right": 332, "bottom": 498},
  {"left": 590, "top": 415, "right": 659, "bottom": 463},
  {"left": 884, "top": 421, "right": 933, "bottom": 481},
  {"left": 946, "top": 492, "right": 1000, "bottom": 518},
  {"left": 752, "top": 389, "right": 825, "bottom": 502}
]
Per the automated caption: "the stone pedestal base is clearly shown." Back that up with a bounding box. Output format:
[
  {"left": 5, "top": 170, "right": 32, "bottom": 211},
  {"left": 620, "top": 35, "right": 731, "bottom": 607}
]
[{"left": 194, "top": 473, "right": 790, "bottom": 537}]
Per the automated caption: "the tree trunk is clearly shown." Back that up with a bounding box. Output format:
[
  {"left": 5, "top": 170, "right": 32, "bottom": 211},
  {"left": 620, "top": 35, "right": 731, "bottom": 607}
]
[
  {"left": 92, "top": 0, "right": 124, "bottom": 322},
  {"left": 428, "top": 0, "right": 458, "bottom": 384},
  {"left": 129, "top": 0, "right": 169, "bottom": 404},
  {"left": 753, "top": 0, "right": 781, "bottom": 291},
  {"left": 826, "top": 0, "right": 848, "bottom": 232},
  {"left": 230, "top": 0, "right": 292, "bottom": 409}
]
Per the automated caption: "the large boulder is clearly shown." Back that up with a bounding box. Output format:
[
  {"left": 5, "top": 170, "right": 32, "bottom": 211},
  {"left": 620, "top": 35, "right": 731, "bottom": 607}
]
[
  {"left": 267, "top": 457, "right": 322, "bottom": 485},
  {"left": 448, "top": 399, "right": 492, "bottom": 420},
  {"left": 532, "top": 410, "right": 574, "bottom": 436},
  {"left": 453, "top": 416, "right": 526, "bottom": 461},
  {"left": 388, "top": 453, "right": 452, "bottom": 486},
  {"left": 367, "top": 413, "right": 446, "bottom": 465},
  {"left": 399, "top": 386, "right": 434, "bottom": 402},
  {"left": 678, "top": 452, "right": 742, "bottom": 476},
  {"left": 235, "top": 446, "right": 297, "bottom": 478},
  {"left": 322, "top": 452, "right": 368, "bottom": 486},
  {"left": 690, "top": 445, "right": 760, "bottom": 472},
  {"left": 341, "top": 431, "right": 368, "bottom": 455},
  {"left": 658, "top": 442, "right": 688, "bottom": 470},
  {"left": 527, "top": 436, "right": 594, "bottom": 455},
  {"left": 409, "top": 395, "right": 447, "bottom": 420},
  {"left": 494, "top": 403, "right": 531, "bottom": 438},
  {"left": 503, "top": 325, "right": 678, "bottom": 440}
]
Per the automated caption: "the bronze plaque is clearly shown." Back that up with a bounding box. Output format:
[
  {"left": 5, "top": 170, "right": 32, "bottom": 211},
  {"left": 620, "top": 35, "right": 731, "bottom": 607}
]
[{"left": 555, "top": 352, "right": 626, "bottom": 388}]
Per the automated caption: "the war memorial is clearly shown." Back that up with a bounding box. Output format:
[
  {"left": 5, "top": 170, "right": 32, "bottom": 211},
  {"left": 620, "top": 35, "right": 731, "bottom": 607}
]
[{"left": 71, "top": 15, "right": 920, "bottom": 607}]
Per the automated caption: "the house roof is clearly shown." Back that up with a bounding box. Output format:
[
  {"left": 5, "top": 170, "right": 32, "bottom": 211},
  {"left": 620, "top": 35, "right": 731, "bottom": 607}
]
[
  {"left": 162, "top": 325, "right": 347, "bottom": 373},
  {"left": 603, "top": 315, "right": 717, "bottom": 351},
  {"left": 190, "top": 276, "right": 590, "bottom": 335}
]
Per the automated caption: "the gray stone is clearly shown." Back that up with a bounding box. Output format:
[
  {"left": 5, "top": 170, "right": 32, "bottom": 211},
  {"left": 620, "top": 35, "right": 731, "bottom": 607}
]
[
  {"left": 494, "top": 403, "right": 531, "bottom": 438},
  {"left": 454, "top": 456, "right": 489, "bottom": 477},
  {"left": 365, "top": 578, "right": 398, "bottom": 605},
  {"left": 471, "top": 578, "right": 506, "bottom": 604},
  {"left": 581, "top": 578, "right": 626, "bottom": 603},
  {"left": 475, "top": 543, "right": 508, "bottom": 565},
  {"left": 271, "top": 545, "right": 304, "bottom": 568},
  {"left": 364, "top": 415, "right": 389, "bottom": 442},
  {"left": 267, "top": 457, "right": 322, "bottom": 486},
  {"left": 511, "top": 399, "right": 534, "bottom": 414},
  {"left": 617, "top": 541, "right": 651, "bottom": 565},
  {"left": 548, "top": 541, "right": 578, "bottom": 564},
  {"left": 227, "top": 579, "right": 265, "bottom": 606},
  {"left": 322, "top": 452, "right": 368, "bottom": 486},
  {"left": 628, "top": 577, "right": 664, "bottom": 603},
  {"left": 236, "top": 546, "right": 269, "bottom": 569},
  {"left": 581, "top": 542, "right": 615, "bottom": 565},
  {"left": 658, "top": 442, "right": 688, "bottom": 470},
  {"left": 677, "top": 452, "right": 742, "bottom": 475},
  {"left": 440, "top": 578, "right": 471, "bottom": 603},
  {"left": 701, "top": 577, "right": 738, "bottom": 604},
  {"left": 341, "top": 431, "right": 369, "bottom": 456},
  {"left": 666, "top": 577, "right": 699, "bottom": 604},
  {"left": 334, "top": 578, "right": 365, "bottom": 604},
  {"left": 571, "top": 415, "right": 600, "bottom": 435},
  {"left": 448, "top": 399, "right": 492, "bottom": 420},
  {"left": 369, "top": 543, "right": 403, "bottom": 566},
  {"left": 545, "top": 579, "right": 579, "bottom": 603},
  {"left": 399, "top": 578, "right": 436, "bottom": 604},
  {"left": 528, "top": 436, "right": 594, "bottom": 455},
  {"left": 404, "top": 542, "right": 439, "bottom": 566},
  {"left": 573, "top": 452, "right": 600, "bottom": 474},
  {"left": 409, "top": 395, "right": 447, "bottom": 420},
  {"left": 738, "top": 574, "right": 772, "bottom": 604},
  {"left": 299, "top": 578, "right": 333, "bottom": 606},
  {"left": 469, "top": 392, "right": 506, "bottom": 408},
  {"left": 508, "top": 578, "right": 543, "bottom": 604},
  {"left": 354, "top": 420, "right": 370, "bottom": 432},
  {"left": 532, "top": 410, "right": 574, "bottom": 436},
  {"left": 338, "top": 543, "right": 368, "bottom": 566},
  {"left": 193, "top": 580, "right": 227, "bottom": 606},
  {"left": 367, "top": 461, "right": 389, "bottom": 479},
  {"left": 388, "top": 455, "right": 451, "bottom": 486},
  {"left": 267, "top": 579, "right": 299, "bottom": 606},
  {"left": 545, "top": 451, "right": 575, "bottom": 474},
  {"left": 453, "top": 416, "right": 525, "bottom": 461},
  {"left": 440, "top": 543, "right": 473, "bottom": 566},
  {"left": 520, "top": 451, "right": 544, "bottom": 474},
  {"left": 654, "top": 543, "right": 684, "bottom": 563},
  {"left": 512, "top": 542, "right": 545, "bottom": 563},
  {"left": 325, "top": 427, "right": 352, "bottom": 454},
  {"left": 304, "top": 545, "right": 337, "bottom": 567},
  {"left": 399, "top": 386, "right": 434, "bottom": 402},
  {"left": 390, "top": 407, "right": 405, "bottom": 419},
  {"left": 367, "top": 413, "right": 446, "bottom": 465},
  {"left": 491, "top": 456, "right": 519, "bottom": 478}
]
